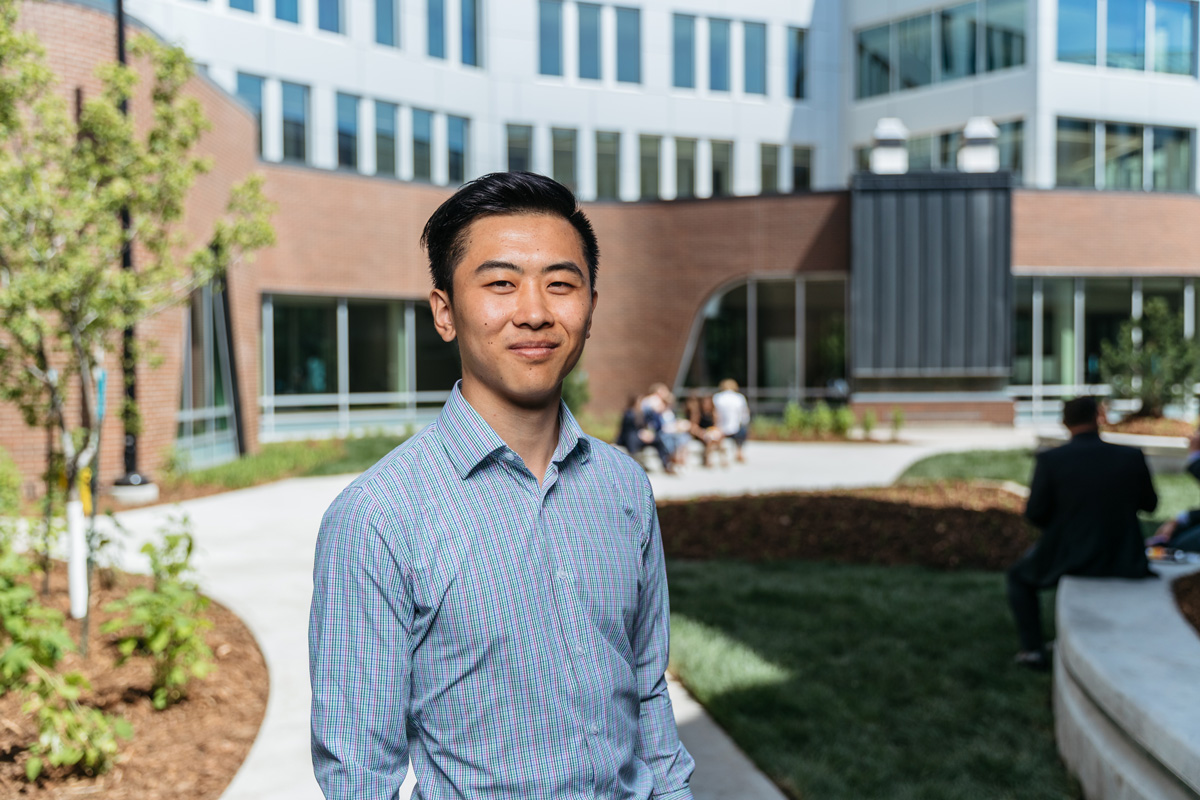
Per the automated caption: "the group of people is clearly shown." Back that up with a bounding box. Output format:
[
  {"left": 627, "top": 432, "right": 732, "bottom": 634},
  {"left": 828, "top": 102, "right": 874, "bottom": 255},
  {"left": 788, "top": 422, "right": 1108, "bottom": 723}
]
[{"left": 616, "top": 379, "right": 750, "bottom": 473}]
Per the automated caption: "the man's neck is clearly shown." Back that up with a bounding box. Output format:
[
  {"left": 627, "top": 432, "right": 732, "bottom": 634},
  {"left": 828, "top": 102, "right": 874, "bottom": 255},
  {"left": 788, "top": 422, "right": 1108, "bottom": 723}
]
[
  {"left": 460, "top": 378, "right": 562, "bottom": 485},
  {"left": 1068, "top": 423, "right": 1099, "bottom": 438}
]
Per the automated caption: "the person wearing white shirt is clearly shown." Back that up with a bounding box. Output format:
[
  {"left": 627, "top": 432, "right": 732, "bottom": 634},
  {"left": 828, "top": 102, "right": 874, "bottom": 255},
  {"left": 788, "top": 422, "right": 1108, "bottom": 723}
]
[{"left": 712, "top": 379, "right": 750, "bottom": 463}]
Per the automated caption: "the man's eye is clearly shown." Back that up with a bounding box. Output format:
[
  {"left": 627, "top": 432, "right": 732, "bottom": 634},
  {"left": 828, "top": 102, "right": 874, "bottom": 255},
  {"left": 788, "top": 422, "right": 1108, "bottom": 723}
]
[{"left": 488, "top": 280, "right": 514, "bottom": 288}]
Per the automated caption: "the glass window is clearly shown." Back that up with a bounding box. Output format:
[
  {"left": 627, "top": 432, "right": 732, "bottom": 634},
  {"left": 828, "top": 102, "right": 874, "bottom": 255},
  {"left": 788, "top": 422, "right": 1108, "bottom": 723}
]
[
  {"left": 985, "top": 0, "right": 1025, "bottom": 71},
  {"left": 897, "top": 14, "right": 933, "bottom": 90},
  {"left": 805, "top": 279, "right": 847, "bottom": 390},
  {"left": 1056, "top": 118, "right": 1095, "bottom": 187},
  {"left": 998, "top": 119, "right": 1024, "bottom": 183},
  {"left": 1143, "top": 277, "right": 1187, "bottom": 318},
  {"left": 348, "top": 301, "right": 405, "bottom": 394},
  {"left": 552, "top": 127, "right": 577, "bottom": 190},
  {"left": 235, "top": 73, "right": 264, "bottom": 155},
  {"left": 1012, "top": 277, "right": 1033, "bottom": 384},
  {"left": 461, "top": 0, "right": 480, "bottom": 66},
  {"left": 616, "top": 7, "right": 641, "bottom": 83},
  {"left": 507, "top": 124, "right": 533, "bottom": 172},
  {"left": 709, "top": 18, "right": 731, "bottom": 92},
  {"left": 674, "top": 14, "right": 695, "bottom": 88},
  {"left": 744, "top": 21, "right": 767, "bottom": 95},
  {"left": 856, "top": 24, "right": 890, "bottom": 99},
  {"left": 941, "top": 3, "right": 978, "bottom": 80},
  {"left": 639, "top": 135, "right": 660, "bottom": 200},
  {"left": 1155, "top": 0, "right": 1194, "bottom": 75},
  {"left": 1058, "top": 0, "right": 1097, "bottom": 64},
  {"left": 939, "top": 130, "right": 962, "bottom": 170},
  {"left": 760, "top": 143, "right": 779, "bottom": 194},
  {"left": 376, "top": 0, "right": 397, "bottom": 46},
  {"left": 375, "top": 101, "right": 398, "bottom": 176},
  {"left": 412, "top": 108, "right": 433, "bottom": 181},
  {"left": 428, "top": 0, "right": 446, "bottom": 58},
  {"left": 1041, "top": 277, "right": 1076, "bottom": 386},
  {"left": 676, "top": 137, "right": 697, "bottom": 198},
  {"left": 273, "top": 297, "right": 337, "bottom": 395},
  {"left": 230, "top": 0, "right": 254, "bottom": 12},
  {"left": 276, "top": 0, "right": 299, "bottom": 23},
  {"left": 415, "top": 303, "right": 461, "bottom": 391},
  {"left": 596, "top": 131, "right": 620, "bottom": 200},
  {"left": 791, "top": 145, "right": 812, "bottom": 191},
  {"left": 711, "top": 140, "right": 733, "bottom": 197},
  {"left": 1107, "top": 0, "right": 1145, "bottom": 70},
  {"left": 684, "top": 283, "right": 748, "bottom": 389},
  {"left": 855, "top": 145, "right": 871, "bottom": 173},
  {"left": 1153, "top": 126, "right": 1192, "bottom": 191},
  {"left": 281, "top": 81, "right": 309, "bottom": 162},
  {"left": 318, "top": 0, "right": 341, "bottom": 33},
  {"left": 757, "top": 280, "right": 797, "bottom": 391},
  {"left": 1084, "top": 278, "right": 1132, "bottom": 383},
  {"left": 447, "top": 115, "right": 469, "bottom": 184},
  {"left": 908, "top": 134, "right": 935, "bottom": 170},
  {"left": 579, "top": 3, "right": 601, "bottom": 79},
  {"left": 539, "top": 0, "right": 563, "bottom": 76},
  {"left": 336, "top": 93, "right": 359, "bottom": 170},
  {"left": 1105, "top": 122, "right": 1144, "bottom": 190},
  {"left": 789, "top": 27, "right": 807, "bottom": 99}
]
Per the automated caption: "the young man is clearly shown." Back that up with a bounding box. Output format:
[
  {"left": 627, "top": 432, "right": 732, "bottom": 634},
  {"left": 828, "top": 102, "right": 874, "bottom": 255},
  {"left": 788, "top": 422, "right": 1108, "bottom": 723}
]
[
  {"left": 712, "top": 379, "right": 750, "bottom": 463},
  {"left": 309, "top": 172, "right": 694, "bottom": 799}
]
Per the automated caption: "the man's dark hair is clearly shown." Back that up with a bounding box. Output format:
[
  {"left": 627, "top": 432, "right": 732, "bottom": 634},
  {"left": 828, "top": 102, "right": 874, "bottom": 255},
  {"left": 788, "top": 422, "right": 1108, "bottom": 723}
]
[
  {"left": 420, "top": 171, "right": 599, "bottom": 298},
  {"left": 1062, "top": 396, "right": 1099, "bottom": 428}
]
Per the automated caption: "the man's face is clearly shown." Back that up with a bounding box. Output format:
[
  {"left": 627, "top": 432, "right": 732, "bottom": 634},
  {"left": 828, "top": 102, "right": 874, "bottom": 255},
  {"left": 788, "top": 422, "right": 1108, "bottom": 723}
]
[{"left": 430, "top": 213, "right": 597, "bottom": 410}]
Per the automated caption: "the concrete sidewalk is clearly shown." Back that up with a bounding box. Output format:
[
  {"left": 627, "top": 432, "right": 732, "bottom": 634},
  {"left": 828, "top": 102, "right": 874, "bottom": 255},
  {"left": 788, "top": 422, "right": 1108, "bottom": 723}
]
[{"left": 102, "top": 427, "right": 1035, "bottom": 800}]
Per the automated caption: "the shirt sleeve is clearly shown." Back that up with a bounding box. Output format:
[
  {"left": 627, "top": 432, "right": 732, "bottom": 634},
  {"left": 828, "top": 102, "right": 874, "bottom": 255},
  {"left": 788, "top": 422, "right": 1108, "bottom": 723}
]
[
  {"left": 633, "top": 479, "right": 695, "bottom": 798},
  {"left": 310, "top": 486, "right": 414, "bottom": 799}
]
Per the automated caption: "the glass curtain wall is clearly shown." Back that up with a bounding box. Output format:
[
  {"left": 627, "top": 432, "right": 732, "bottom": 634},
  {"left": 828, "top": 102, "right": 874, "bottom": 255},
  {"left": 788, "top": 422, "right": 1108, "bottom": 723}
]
[
  {"left": 897, "top": 15, "right": 933, "bottom": 89},
  {"left": 857, "top": 24, "right": 891, "bottom": 98},
  {"left": 1107, "top": 0, "right": 1146, "bottom": 69},
  {"left": 1156, "top": 0, "right": 1194, "bottom": 74},
  {"left": 1104, "top": 123, "right": 1144, "bottom": 189},
  {"left": 1058, "top": 0, "right": 1098, "bottom": 63},
  {"left": 1041, "top": 278, "right": 1075, "bottom": 386},
  {"left": 1154, "top": 127, "right": 1193, "bottom": 191},
  {"left": 178, "top": 283, "right": 240, "bottom": 470},
  {"left": 1012, "top": 277, "right": 1034, "bottom": 384},
  {"left": 1083, "top": 279, "right": 1132, "bottom": 383},
  {"left": 985, "top": 0, "right": 1026, "bottom": 70},
  {"left": 941, "top": 3, "right": 978, "bottom": 80},
  {"left": 1057, "top": 119, "right": 1095, "bottom": 187}
]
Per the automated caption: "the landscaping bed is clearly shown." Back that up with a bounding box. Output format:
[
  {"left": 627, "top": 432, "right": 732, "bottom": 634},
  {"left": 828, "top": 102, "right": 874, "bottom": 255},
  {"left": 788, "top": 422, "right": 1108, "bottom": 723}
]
[
  {"left": 0, "top": 562, "right": 267, "bottom": 798},
  {"left": 1105, "top": 417, "right": 1194, "bottom": 438},
  {"left": 1175, "top": 572, "right": 1200, "bottom": 637}
]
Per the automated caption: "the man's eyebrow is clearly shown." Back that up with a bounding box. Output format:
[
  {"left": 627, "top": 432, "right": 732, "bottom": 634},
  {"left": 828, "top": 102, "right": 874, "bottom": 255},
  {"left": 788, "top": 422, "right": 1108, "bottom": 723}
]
[{"left": 474, "top": 260, "right": 585, "bottom": 279}]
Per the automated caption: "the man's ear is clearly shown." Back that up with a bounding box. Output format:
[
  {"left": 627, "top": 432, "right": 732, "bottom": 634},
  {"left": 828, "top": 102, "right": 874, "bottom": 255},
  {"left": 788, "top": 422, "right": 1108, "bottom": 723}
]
[{"left": 430, "top": 289, "right": 457, "bottom": 343}]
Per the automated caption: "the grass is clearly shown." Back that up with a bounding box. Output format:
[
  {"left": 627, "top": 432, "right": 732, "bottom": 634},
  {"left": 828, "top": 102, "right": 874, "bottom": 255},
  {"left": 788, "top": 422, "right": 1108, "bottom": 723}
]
[{"left": 668, "top": 559, "right": 1079, "bottom": 800}]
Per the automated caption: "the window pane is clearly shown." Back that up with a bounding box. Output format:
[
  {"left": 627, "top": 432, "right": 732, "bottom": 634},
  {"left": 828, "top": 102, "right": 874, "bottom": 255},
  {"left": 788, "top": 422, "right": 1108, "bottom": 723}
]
[
  {"left": 1041, "top": 277, "right": 1075, "bottom": 385},
  {"left": 998, "top": 119, "right": 1024, "bottom": 183},
  {"left": 413, "top": 108, "right": 433, "bottom": 181},
  {"left": 447, "top": 115, "right": 469, "bottom": 184},
  {"left": 1105, "top": 122, "right": 1144, "bottom": 190},
  {"left": 1153, "top": 126, "right": 1192, "bottom": 191},
  {"left": 908, "top": 134, "right": 935, "bottom": 170},
  {"left": 941, "top": 3, "right": 978, "bottom": 80},
  {"left": 1012, "top": 277, "right": 1033, "bottom": 384},
  {"left": 855, "top": 145, "right": 871, "bottom": 172},
  {"left": 676, "top": 137, "right": 696, "bottom": 198},
  {"left": 235, "top": 73, "right": 264, "bottom": 155},
  {"left": 789, "top": 27, "right": 807, "bottom": 99},
  {"left": 684, "top": 283, "right": 748, "bottom": 388},
  {"left": 1084, "top": 278, "right": 1132, "bottom": 383},
  {"left": 318, "top": 0, "right": 341, "bottom": 33},
  {"left": 757, "top": 280, "right": 797, "bottom": 390},
  {"left": 1056, "top": 118, "right": 1094, "bottom": 187},
  {"left": 461, "top": 0, "right": 480, "bottom": 66},
  {"left": 376, "top": 101, "right": 398, "bottom": 176},
  {"left": 1107, "top": 0, "right": 1145, "bottom": 70},
  {"left": 539, "top": 0, "right": 563, "bottom": 76},
  {"left": 760, "top": 143, "right": 779, "bottom": 193},
  {"left": 791, "top": 145, "right": 811, "bottom": 191},
  {"left": 673, "top": 14, "right": 695, "bottom": 88},
  {"left": 939, "top": 130, "right": 962, "bottom": 170},
  {"left": 276, "top": 0, "right": 299, "bottom": 23},
  {"left": 639, "top": 135, "right": 660, "bottom": 199},
  {"left": 744, "top": 21, "right": 767, "bottom": 94},
  {"left": 428, "top": 0, "right": 445, "bottom": 58},
  {"left": 281, "top": 81, "right": 309, "bottom": 162},
  {"left": 616, "top": 7, "right": 641, "bottom": 83},
  {"left": 507, "top": 124, "right": 533, "bottom": 172},
  {"left": 805, "top": 279, "right": 846, "bottom": 390},
  {"left": 414, "top": 303, "right": 461, "bottom": 391},
  {"left": 709, "top": 18, "right": 731, "bottom": 91},
  {"left": 856, "top": 24, "right": 890, "bottom": 98},
  {"left": 897, "top": 15, "right": 933, "bottom": 89},
  {"left": 376, "top": 0, "right": 397, "bottom": 46},
  {"left": 579, "top": 3, "right": 601, "bottom": 79},
  {"left": 273, "top": 298, "right": 337, "bottom": 395},
  {"left": 230, "top": 0, "right": 254, "bottom": 12},
  {"left": 1058, "top": 0, "right": 1097, "bottom": 64},
  {"left": 337, "top": 93, "right": 358, "bottom": 169},
  {"left": 349, "top": 301, "right": 403, "bottom": 393},
  {"left": 552, "top": 127, "right": 577, "bottom": 190},
  {"left": 1155, "top": 0, "right": 1194, "bottom": 75},
  {"left": 596, "top": 131, "right": 620, "bottom": 200},
  {"left": 711, "top": 140, "right": 733, "bottom": 196},
  {"left": 985, "top": 0, "right": 1025, "bottom": 71}
]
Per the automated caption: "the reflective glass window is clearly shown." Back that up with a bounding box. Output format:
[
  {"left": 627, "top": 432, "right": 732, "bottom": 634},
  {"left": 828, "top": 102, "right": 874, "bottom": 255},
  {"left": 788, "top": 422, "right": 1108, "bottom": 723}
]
[
  {"left": 447, "top": 115, "right": 469, "bottom": 184},
  {"left": 318, "top": 0, "right": 341, "bottom": 33},
  {"left": 376, "top": 0, "right": 398, "bottom": 46},
  {"left": 985, "top": 0, "right": 1025, "bottom": 71},
  {"left": 336, "top": 92, "right": 359, "bottom": 170},
  {"left": 375, "top": 101, "right": 398, "bottom": 176},
  {"left": 461, "top": 0, "right": 480, "bottom": 66},
  {"left": 1012, "top": 277, "right": 1033, "bottom": 384},
  {"left": 539, "top": 0, "right": 563, "bottom": 76},
  {"left": 684, "top": 284, "right": 748, "bottom": 388},
  {"left": 552, "top": 127, "right": 577, "bottom": 190},
  {"left": 711, "top": 140, "right": 733, "bottom": 197},
  {"left": 1107, "top": 0, "right": 1145, "bottom": 69},
  {"left": 348, "top": 301, "right": 405, "bottom": 394},
  {"left": 639, "top": 135, "right": 660, "bottom": 200},
  {"left": 578, "top": 3, "right": 601, "bottom": 79},
  {"left": 788, "top": 27, "right": 807, "bottom": 99},
  {"left": 1041, "top": 278, "right": 1076, "bottom": 385},
  {"left": 273, "top": 297, "right": 337, "bottom": 395},
  {"left": 231, "top": 0, "right": 254, "bottom": 12},
  {"left": 596, "top": 131, "right": 620, "bottom": 200},
  {"left": 1084, "top": 278, "right": 1132, "bottom": 383},
  {"left": 676, "top": 137, "right": 697, "bottom": 198},
  {"left": 791, "top": 146, "right": 812, "bottom": 191},
  {"left": 855, "top": 145, "right": 871, "bottom": 173},
  {"left": 1057, "top": 0, "right": 1097, "bottom": 64},
  {"left": 616, "top": 7, "right": 641, "bottom": 83},
  {"left": 744, "top": 21, "right": 767, "bottom": 95},
  {"left": 856, "top": 24, "right": 890, "bottom": 98},
  {"left": 941, "top": 3, "right": 978, "bottom": 80},
  {"left": 235, "top": 73, "right": 264, "bottom": 155},
  {"left": 428, "top": 0, "right": 446, "bottom": 58},
  {"left": 276, "top": 0, "right": 299, "bottom": 23},
  {"left": 758, "top": 281, "right": 797, "bottom": 391},
  {"left": 1056, "top": 118, "right": 1095, "bottom": 187},
  {"left": 998, "top": 119, "right": 1024, "bottom": 183},
  {"left": 897, "top": 15, "right": 933, "bottom": 90},
  {"left": 1105, "top": 122, "right": 1144, "bottom": 190},
  {"left": 760, "top": 143, "right": 779, "bottom": 194},
  {"left": 507, "top": 124, "right": 533, "bottom": 172},
  {"left": 805, "top": 279, "right": 846, "bottom": 390},
  {"left": 1155, "top": 0, "right": 1194, "bottom": 75},
  {"left": 415, "top": 304, "right": 462, "bottom": 391},
  {"left": 908, "top": 134, "right": 935, "bottom": 170},
  {"left": 1153, "top": 126, "right": 1192, "bottom": 191},
  {"left": 939, "top": 130, "right": 962, "bottom": 170},
  {"left": 673, "top": 14, "right": 695, "bottom": 88},
  {"left": 281, "top": 81, "right": 309, "bottom": 162},
  {"left": 412, "top": 108, "right": 433, "bottom": 181},
  {"left": 709, "top": 18, "right": 731, "bottom": 92}
]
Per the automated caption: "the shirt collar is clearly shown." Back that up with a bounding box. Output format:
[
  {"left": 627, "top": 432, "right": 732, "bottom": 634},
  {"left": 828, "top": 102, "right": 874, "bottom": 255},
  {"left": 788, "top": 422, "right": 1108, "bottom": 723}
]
[{"left": 437, "top": 381, "right": 592, "bottom": 480}]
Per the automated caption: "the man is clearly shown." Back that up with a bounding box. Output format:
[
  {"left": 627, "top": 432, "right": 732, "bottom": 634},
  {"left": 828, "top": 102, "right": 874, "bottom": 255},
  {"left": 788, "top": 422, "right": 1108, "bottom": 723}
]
[
  {"left": 1008, "top": 396, "right": 1157, "bottom": 670},
  {"left": 1148, "top": 428, "right": 1200, "bottom": 553},
  {"left": 712, "top": 379, "right": 750, "bottom": 464},
  {"left": 309, "top": 172, "right": 694, "bottom": 799}
]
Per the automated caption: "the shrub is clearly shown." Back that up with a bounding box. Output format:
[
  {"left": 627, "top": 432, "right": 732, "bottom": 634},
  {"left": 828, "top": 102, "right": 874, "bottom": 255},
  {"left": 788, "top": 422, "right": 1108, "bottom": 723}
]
[
  {"left": 861, "top": 409, "right": 877, "bottom": 438},
  {"left": 23, "top": 666, "right": 132, "bottom": 781},
  {"left": 812, "top": 402, "right": 835, "bottom": 436},
  {"left": 891, "top": 407, "right": 906, "bottom": 441},
  {"left": 561, "top": 364, "right": 590, "bottom": 413},
  {"left": 832, "top": 406, "right": 855, "bottom": 437},
  {"left": 0, "top": 551, "right": 73, "bottom": 691},
  {"left": 783, "top": 402, "right": 808, "bottom": 435},
  {"left": 1101, "top": 296, "right": 1200, "bottom": 418},
  {"left": 0, "top": 444, "right": 20, "bottom": 519}
]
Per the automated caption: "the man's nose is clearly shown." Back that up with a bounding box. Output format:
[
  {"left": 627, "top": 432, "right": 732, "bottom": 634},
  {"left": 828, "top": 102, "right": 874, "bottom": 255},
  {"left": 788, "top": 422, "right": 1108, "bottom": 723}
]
[{"left": 513, "top": 284, "right": 552, "bottom": 329}]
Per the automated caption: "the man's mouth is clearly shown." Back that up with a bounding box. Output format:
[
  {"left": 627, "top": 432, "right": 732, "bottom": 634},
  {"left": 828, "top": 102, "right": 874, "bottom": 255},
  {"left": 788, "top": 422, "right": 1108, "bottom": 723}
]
[{"left": 509, "top": 341, "right": 560, "bottom": 358}]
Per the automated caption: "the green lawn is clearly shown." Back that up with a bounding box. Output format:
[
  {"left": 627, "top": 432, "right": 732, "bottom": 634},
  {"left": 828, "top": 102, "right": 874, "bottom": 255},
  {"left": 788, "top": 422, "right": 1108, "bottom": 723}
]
[{"left": 668, "top": 559, "right": 1078, "bottom": 800}]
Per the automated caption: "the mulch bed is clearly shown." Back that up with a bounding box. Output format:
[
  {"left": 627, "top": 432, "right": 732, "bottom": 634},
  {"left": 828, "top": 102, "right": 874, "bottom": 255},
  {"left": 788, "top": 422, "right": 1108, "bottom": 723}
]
[
  {"left": 0, "top": 562, "right": 268, "bottom": 798},
  {"left": 1174, "top": 573, "right": 1200, "bottom": 638},
  {"left": 658, "top": 482, "right": 1035, "bottom": 570},
  {"left": 1105, "top": 417, "right": 1195, "bottom": 438}
]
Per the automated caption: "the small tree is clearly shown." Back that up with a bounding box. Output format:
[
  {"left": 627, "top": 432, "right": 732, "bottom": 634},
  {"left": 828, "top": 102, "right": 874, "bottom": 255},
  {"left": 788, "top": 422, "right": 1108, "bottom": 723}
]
[
  {"left": 1100, "top": 297, "right": 1200, "bottom": 418},
  {"left": 0, "top": 0, "right": 274, "bottom": 619}
]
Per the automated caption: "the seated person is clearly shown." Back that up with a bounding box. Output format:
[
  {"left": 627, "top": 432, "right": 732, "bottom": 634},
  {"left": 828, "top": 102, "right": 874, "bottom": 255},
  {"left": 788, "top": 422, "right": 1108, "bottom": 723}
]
[
  {"left": 1008, "top": 396, "right": 1157, "bottom": 670},
  {"left": 616, "top": 394, "right": 674, "bottom": 474},
  {"left": 685, "top": 392, "right": 723, "bottom": 467},
  {"left": 1148, "top": 428, "right": 1200, "bottom": 553}
]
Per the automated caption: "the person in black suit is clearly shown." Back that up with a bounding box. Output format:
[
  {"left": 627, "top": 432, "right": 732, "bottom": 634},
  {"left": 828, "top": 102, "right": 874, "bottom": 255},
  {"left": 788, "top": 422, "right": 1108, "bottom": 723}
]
[
  {"left": 1008, "top": 396, "right": 1157, "bottom": 669},
  {"left": 1147, "top": 429, "right": 1200, "bottom": 553}
]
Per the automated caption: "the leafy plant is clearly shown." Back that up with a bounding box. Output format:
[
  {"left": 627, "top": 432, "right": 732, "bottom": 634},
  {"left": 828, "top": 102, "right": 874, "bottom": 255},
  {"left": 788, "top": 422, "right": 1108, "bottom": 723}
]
[
  {"left": 1100, "top": 297, "right": 1200, "bottom": 418},
  {"left": 832, "top": 406, "right": 855, "bottom": 437},
  {"left": 0, "top": 551, "right": 72, "bottom": 690},
  {"left": 23, "top": 664, "right": 132, "bottom": 781},
  {"left": 891, "top": 407, "right": 906, "bottom": 441},
  {"left": 783, "top": 402, "right": 808, "bottom": 435},
  {"left": 812, "top": 402, "right": 835, "bottom": 436},
  {"left": 0, "top": 444, "right": 20, "bottom": 520},
  {"left": 861, "top": 409, "right": 877, "bottom": 438}
]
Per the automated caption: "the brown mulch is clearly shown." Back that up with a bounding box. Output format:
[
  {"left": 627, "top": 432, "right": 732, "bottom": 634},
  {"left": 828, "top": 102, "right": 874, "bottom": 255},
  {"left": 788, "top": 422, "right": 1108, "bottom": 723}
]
[
  {"left": 658, "top": 482, "right": 1035, "bottom": 570},
  {"left": 0, "top": 562, "right": 268, "bottom": 798},
  {"left": 1105, "top": 417, "right": 1195, "bottom": 438},
  {"left": 1174, "top": 573, "right": 1200, "bottom": 638}
]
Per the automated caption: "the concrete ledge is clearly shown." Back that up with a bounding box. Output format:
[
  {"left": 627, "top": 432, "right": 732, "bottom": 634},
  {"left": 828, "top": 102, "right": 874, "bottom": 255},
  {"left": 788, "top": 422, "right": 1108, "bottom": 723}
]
[
  {"left": 1037, "top": 431, "right": 1189, "bottom": 474},
  {"left": 1054, "top": 566, "right": 1200, "bottom": 799}
]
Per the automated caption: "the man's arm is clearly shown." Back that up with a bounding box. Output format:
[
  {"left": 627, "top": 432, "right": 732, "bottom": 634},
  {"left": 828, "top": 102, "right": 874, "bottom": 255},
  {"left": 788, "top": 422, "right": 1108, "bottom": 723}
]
[
  {"left": 1135, "top": 450, "right": 1158, "bottom": 514},
  {"left": 310, "top": 487, "right": 413, "bottom": 799},
  {"left": 633, "top": 481, "right": 695, "bottom": 799},
  {"left": 1024, "top": 452, "right": 1054, "bottom": 528}
]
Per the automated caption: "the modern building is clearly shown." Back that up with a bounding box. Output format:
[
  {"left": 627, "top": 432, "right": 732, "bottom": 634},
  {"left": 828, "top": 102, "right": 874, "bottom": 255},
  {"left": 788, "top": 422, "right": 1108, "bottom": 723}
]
[{"left": 4, "top": 0, "right": 1200, "bottom": 491}]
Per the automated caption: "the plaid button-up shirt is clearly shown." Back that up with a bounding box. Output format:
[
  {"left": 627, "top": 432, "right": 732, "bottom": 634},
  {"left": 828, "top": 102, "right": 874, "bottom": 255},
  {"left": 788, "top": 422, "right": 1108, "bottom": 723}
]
[{"left": 310, "top": 383, "right": 694, "bottom": 799}]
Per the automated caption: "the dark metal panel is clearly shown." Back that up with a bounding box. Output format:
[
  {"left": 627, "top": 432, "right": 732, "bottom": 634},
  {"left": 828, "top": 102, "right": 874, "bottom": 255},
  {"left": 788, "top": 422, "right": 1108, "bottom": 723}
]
[{"left": 878, "top": 193, "right": 898, "bottom": 371}]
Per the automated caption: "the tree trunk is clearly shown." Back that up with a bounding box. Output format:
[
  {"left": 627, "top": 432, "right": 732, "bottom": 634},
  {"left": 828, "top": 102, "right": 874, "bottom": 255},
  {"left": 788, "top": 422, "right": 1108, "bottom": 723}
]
[{"left": 66, "top": 482, "right": 87, "bottom": 619}]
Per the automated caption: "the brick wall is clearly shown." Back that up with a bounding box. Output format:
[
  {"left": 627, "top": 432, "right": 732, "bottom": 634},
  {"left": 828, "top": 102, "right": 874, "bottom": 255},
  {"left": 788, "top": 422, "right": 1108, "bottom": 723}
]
[{"left": 850, "top": 401, "right": 1016, "bottom": 427}]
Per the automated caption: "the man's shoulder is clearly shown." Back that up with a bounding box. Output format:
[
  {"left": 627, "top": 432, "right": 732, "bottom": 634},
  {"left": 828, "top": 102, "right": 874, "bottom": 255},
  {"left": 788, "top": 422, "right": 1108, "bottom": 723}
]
[
  {"left": 336, "top": 424, "right": 445, "bottom": 510},
  {"left": 583, "top": 435, "right": 654, "bottom": 491}
]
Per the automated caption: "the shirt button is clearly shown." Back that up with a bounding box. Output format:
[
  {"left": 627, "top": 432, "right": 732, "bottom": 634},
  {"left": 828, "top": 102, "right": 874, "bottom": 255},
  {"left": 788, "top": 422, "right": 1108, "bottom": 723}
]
[
  {"left": 504, "top": 452, "right": 516, "bottom": 461},
  {"left": 576, "top": 644, "right": 585, "bottom": 655},
  {"left": 590, "top": 724, "right": 600, "bottom": 735}
]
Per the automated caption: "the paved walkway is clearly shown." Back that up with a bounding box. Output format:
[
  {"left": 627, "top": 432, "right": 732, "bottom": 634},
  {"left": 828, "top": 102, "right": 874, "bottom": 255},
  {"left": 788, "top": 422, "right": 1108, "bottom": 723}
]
[{"left": 100, "top": 426, "right": 1036, "bottom": 800}]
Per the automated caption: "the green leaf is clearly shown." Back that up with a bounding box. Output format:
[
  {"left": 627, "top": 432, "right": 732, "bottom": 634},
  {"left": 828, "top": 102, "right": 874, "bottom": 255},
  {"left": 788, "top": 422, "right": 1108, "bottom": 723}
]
[{"left": 25, "top": 756, "right": 42, "bottom": 782}]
